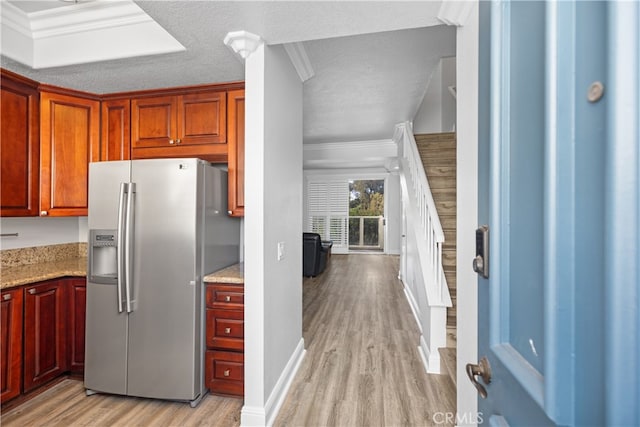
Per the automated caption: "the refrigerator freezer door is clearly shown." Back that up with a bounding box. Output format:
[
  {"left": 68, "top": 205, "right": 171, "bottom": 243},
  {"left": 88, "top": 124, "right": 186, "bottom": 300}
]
[
  {"left": 126, "top": 159, "right": 202, "bottom": 401},
  {"left": 85, "top": 161, "right": 131, "bottom": 395}
]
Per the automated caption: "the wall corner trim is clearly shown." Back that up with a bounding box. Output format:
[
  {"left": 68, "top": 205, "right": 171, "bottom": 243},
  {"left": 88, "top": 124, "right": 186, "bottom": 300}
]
[
  {"left": 437, "top": 1, "right": 474, "bottom": 27},
  {"left": 283, "top": 42, "right": 315, "bottom": 82},
  {"left": 224, "top": 30, "right": 264, "bottom": 62}
]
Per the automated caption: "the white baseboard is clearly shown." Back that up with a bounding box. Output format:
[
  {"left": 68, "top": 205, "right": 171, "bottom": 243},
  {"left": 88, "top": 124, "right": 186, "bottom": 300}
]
[
  {"left": 239, "top": 406, "right": 266, "bottom": 427},
  {"left": 241, "top": 338, "right": 306, "bottom": 427},
  {"left": 418, "top": 334, "right": 441, "bottom": 374}
]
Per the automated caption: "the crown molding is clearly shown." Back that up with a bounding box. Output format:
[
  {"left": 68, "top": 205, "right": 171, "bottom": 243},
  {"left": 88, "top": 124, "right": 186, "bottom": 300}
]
[
  {"left": 303, "top": 139, "right": 398, "bottom": 170},
  {"left": 303, "top": 139, "right": 396, "bottom": 153},
  {"left": 1, "top": 0, "right": 185, "bottom": 69},
  {"left": 437, "top": 1, "right": 474, "bottom": 27},
  {"left": 1, "top": 2, "right": 31, "bottom": 37},
  {"left": 224, "top": 30, "right": 264, "bottom": 62},
  {"left": 283, "top": 42, "right": 315, "bottom": 82},
  {"left": 29, "top": 1, "right": 150, "bottom": 38}
]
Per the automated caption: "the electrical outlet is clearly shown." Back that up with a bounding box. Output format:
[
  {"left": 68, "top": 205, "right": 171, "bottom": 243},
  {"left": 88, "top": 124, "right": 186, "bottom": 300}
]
[{"left": 277, "top": 242, "right": 285, "bottom": 261}]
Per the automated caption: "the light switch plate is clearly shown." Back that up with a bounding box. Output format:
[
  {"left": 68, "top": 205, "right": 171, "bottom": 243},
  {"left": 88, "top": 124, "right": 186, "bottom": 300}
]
[{"left": 277, "top": 242, "right": 285, "bottom": 261}]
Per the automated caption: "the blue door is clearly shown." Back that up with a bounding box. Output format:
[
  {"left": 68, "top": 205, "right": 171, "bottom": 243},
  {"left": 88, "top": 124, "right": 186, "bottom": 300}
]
[{"left": 474, "top": 1, "right": 639, "bottom": 425}]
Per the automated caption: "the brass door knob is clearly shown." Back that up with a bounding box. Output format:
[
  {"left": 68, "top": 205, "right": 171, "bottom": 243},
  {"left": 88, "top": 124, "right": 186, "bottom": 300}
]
[{"left": 466, "top": 356, "right": 492, "bottom": 398}]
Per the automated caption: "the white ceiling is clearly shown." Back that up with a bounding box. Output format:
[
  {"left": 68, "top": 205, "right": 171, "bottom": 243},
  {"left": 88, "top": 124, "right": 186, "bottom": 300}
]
[{"left": 1, "top": 0, "right": 455, "bottom": 145}]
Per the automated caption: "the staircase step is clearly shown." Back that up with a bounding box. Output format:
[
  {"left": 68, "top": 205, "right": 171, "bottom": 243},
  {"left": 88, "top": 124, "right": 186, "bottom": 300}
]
[
  {"left": 443, "top": 228, "right": 456, "bottom": 244},
  {"left": 439, "top": 215, "right": 456, "bottom": 231},
  {"left": 424, "top": 175, "right": 457, "bottom": 190},
  {"left": 425, "top": 165, "right": 456, "bottom": 179},
  {"left": 430, "top": 187, "right": 456, "bottom": 201}
]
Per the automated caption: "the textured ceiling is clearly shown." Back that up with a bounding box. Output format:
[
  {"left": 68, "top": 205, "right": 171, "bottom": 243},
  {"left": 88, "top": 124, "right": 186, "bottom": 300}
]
[{"left": 1, "top": 1, "right": 455, "bottom": 145}]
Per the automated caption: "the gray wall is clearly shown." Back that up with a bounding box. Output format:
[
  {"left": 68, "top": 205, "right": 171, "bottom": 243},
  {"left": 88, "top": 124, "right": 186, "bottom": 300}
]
[{"left": 0, "top": 217, "right": 88, "bottom": 250}]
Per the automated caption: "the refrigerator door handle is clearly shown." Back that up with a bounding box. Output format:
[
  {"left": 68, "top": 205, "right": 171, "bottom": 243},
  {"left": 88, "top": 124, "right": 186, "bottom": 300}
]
[
  {"left": 116, "top": 183, "right": 127, "bottom": 313},
  {"left": 125, "top": 182, "right": 136, "bottom": 313}
]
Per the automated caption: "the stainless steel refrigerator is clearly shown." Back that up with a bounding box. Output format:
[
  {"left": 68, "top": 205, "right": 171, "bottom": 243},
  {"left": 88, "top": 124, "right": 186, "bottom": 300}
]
[{"left": 85, "top": 158, "right": 239, "bottom": 407}]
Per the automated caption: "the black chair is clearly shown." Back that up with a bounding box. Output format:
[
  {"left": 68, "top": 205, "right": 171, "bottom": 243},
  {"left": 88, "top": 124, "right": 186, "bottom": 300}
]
[{"left": 303, "top": 233, "right": 332, "bottom": 277}]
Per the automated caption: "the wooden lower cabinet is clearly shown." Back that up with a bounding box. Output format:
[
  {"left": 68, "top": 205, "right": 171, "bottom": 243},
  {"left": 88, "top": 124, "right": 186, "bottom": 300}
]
[
  {"left": 1, "top": 277, "right": 87, "bottom": 403},
  {"left": 205, "top": 350, "right": 244, "bottom": 397},
  {"left": 68, "top": 279, "right": 86, "bottom": 373},
  {"left": 1, "top": 288, "right": 24, "bottom": 402},
  {"left": 23, "top": 280, "right": 69, "bottom": 392},
  {"left": 205, "top": 283, "right": 244, "bottom": 397}
]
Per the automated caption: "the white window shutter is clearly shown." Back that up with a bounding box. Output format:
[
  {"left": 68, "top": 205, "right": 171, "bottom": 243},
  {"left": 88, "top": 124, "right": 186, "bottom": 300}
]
[{"left": 305, "top": 179, "right": 349, "bottom": 251}]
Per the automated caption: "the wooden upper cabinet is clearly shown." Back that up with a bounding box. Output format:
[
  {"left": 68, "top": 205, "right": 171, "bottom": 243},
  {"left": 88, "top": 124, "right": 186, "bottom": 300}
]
[
  {"left": 40, "top": 90, "right": 100, "bottom": 217},
  {"left": 131, "top": 95, "right": 177, "bottom": 149},
  {"left": 0, "top": 71, "right": 40, "bottom": 217},
  {"left": 131, "top": 91, "right": 227, "bottom": 162},
  {"left": 227, "top": 89, "right": 245, "bottom": 217},
  {"left": 101, "top": 99, "right": 130, "bottom": 161}
]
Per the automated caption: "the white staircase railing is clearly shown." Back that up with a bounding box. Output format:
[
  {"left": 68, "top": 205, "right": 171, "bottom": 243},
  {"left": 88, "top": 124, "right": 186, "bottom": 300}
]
[{"left": 397, "top": 122, "right": 451, "bottom": 308}]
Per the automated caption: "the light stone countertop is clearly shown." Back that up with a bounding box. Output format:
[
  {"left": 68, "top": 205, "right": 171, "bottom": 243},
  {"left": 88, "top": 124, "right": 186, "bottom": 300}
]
[
  {"left": 203, "top": 262, "right": 244, "bottom": 284},
  {"left": 1, "top": 257, "right": 87, "bottom": 290},
  {"left": 0, "top": 246, "right": 242, "bottom": 289}
]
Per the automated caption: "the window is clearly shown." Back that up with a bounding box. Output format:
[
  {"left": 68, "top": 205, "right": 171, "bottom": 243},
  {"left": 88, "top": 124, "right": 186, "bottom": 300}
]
[{"left": 305, "top": 180, "right": 349, "bottom": 251}]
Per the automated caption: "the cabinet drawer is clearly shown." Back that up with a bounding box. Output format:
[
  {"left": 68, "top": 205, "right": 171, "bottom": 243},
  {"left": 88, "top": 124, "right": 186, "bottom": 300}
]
[
  {"left": 206, "top": 309, "right": 244, "bottom": 351},
  {"left": 205, "top": 350, "right": 243, "bottom": 397},
  {"left": 205, "top": 284, "right": 244, "bottom": 309}
]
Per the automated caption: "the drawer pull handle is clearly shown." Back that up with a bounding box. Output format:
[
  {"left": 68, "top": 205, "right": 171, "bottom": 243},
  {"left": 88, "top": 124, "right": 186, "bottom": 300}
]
[
  {"left": 223, "top": 369, "right": 230, "bottom": 377},
  {"left": 3, "top": 294, "right": 11, "bottom": 301},
  {"left": 225, "top": 295, "right": 231, "bottom": 302},
  {"left": 224, "top": 327, "right": 231, "bottom": 334}
]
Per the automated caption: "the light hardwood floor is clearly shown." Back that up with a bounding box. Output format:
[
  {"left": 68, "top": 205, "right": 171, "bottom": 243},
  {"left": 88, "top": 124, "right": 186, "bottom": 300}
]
[
  {"left": 275, "top": 254, "right": 455, "bottom": 426},
  {"left": 2, "top": 254, "right": 455, "bottom": 427}
]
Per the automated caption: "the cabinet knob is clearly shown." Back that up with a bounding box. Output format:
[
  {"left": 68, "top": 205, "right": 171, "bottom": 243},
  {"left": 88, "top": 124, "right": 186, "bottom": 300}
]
[
  {"left": 224, "top": 327, "right": 231, "bottom": 334},
  {"left": 3, "top": 294, "right": 11, "bottom": 301},
  {"left": 40, "top": 210, "right": 48, "bottom": 216},
  {"left": 228, "top": 210, "right": 233, "bottom": 215},
  {"left": 169, "top": 139, "right": 175, "bottom": 145},
  {"left": 176, "top": 138, "right": 182, "bottom": 144},
  {"left": 223, "top": 369, "right": 230, "bottom": 377},
  {"left": 225, "top": 295, "right": 231, "bottom": 302},
  {"left": 28, "top": 288, "right": 36, "bottom": 294}
]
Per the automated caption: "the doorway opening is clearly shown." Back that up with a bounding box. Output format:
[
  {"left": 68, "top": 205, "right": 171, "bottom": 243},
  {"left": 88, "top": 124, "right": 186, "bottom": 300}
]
[{"left": 349, "top": 179, "right": 385, "bottom": 252}]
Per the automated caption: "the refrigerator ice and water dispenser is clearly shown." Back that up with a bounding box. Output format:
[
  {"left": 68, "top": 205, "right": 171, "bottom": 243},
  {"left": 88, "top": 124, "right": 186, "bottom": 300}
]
[{"left": 89, "top": 229, "right": 118, "bottom": 284}]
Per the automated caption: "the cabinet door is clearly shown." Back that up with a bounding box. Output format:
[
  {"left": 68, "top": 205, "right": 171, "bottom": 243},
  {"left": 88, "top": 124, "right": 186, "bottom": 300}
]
[
  {"left": 101, "top": 99, "right": 130, "bottom": 161},
  {"left": 227, "top": 90, "right": 245, "bottom": 217},
  {"left": 131, "top": 95, "right": 177, "bottom": 149},
  {"left": 40, "top": 91, "right": 100, "bottom": 217},
  {"left": 178, "top": 91, "right": 226, "bottom": 146},
  {"left": 68, "top": 278, "right": 86, "bottom": 373},
  {"left": 0, "top": 73, "right": 40, "bottom": 217},
  {"left": 1, "top": 289, "right": 23, "bottom": 402},
  {"left": 24, "top": 280, "right": 68, "bottom": 392}
]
